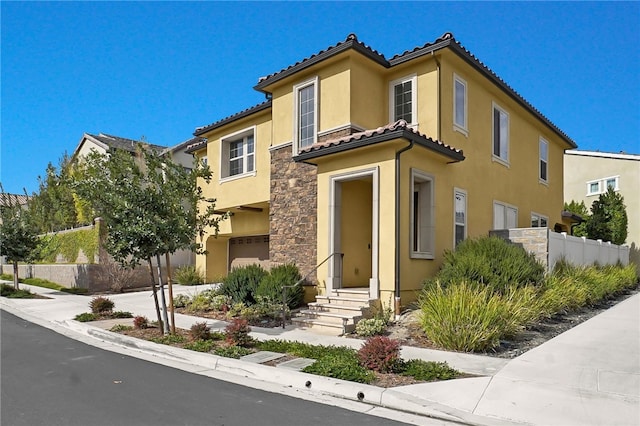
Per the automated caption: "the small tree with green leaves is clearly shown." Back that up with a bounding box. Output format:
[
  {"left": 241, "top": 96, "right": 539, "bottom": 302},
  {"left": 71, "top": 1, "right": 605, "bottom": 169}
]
[
  {"left": 586, "top": 187, "right": 628, "bottom": 245},
  {"left": 564, "top": 200, "right": 589, "bottom": 237},
  {"left": 72, "top": 145, "right": 227, "bottom": 333},
  {"left": 0, "top": 188, "right": 41, "bottom": 289}
]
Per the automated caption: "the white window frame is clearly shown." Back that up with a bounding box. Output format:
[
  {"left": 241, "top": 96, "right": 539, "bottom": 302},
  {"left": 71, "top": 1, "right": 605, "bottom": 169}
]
[
  {"left": 493, "top": 200, "right": 518, "bottom": 230},
  {"left": 539, "top": 137, "right": 548, "bottom": 184},
  {"left": 219, "top": 126, "right": 256, "bottom": 182},
  {"left": 492, "top": 102, "right": 510, "bottom": 165},
  {"left": 453, "top": 188, "right": 467, "bottom": 249},
  {"left": 293, "top": 77, "right": 318, "bottom": 155},
  {"left": 389, "top": 74, "right": 417, "bottom": 127},
  {"left": 531, "top": 212, "right": 548, "bottom": 228},
  {"left": 410, "top": 169, "right": 434, "bottom": 259},
  {"left": 453, "top": 74, "right": 468, "bottom": 135},
  {"left": 200, "top": 155, "right": 208, "bottom": 166},
  {"left": 586, "top": 175, "right": 620, "bottom": 196}
]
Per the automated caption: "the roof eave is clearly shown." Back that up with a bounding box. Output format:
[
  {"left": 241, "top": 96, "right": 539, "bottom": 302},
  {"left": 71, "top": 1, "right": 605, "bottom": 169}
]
[
  {"left": 254, "top": 40, "right": 389, "bottom": 93},
  {"left": 293, "top": 129, "right": 464, "bottom": 163},
  {"left": 193, "top": 101, "right": 272, "bottom": 137}
]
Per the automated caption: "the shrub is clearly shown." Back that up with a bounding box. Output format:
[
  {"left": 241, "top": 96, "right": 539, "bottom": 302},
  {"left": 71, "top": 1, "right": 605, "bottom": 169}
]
[
  {"left": 150, "top": 334, "right": 186, "bottom": 345},
  {"left": 433, "top": 236, "right": 545, "bottom": 293},
  {"left": 419, "top": 280, "right": 539, "bottom": 352},
  {"left": 89, "top": 296, "right": 114, "bottom": 314},
  {"left": 209, "top": 294, "right": 231, "bottom": 311},
  {"left": 219, "top": 264, "right": 267, "bottom": 305},
  {"left": 226, "top": 302, "right": 247, "bottom": 318},
  {"left": 133, "top": 316, "right": 149, "bottom": 329},
  {"left": 355, "top": 318, "right": 387, "bottom": 337},
  {"left": 214, "top": 345, "right": 253, "bottom": 359},
  {"left": 256, "top": 340, "right": 352, "bottom": 359},
  {"left": 61, "top": 287, "right": 89, "bottom": 295},
  {"left": 111, "top": 311, "right": 133, "bottom": 319},
  {"left": 1, "top": 284, "right": 35, "bottom": 298},
  {"left": 225, "top": 318, "right": 252, "bottom": 346},
  {"left": 256, "top": 264, "right": 305, "bottom": 309},
  {"left": 172, "top": 294, "right": 191, "bottom": 309},
  {"left": 189, "top": 322, "right": 211, "bottom": 340},
  {"left": 357, "top": 336, "right": 401, "bottom": 373},
  {"left": 175, "top": 265, "right": 205, "bottom": 286},
  {"left": 303, "top": 351, "right": 375, "bottom": 383},
  {"left": 74, "top": 312, "right": 97, "bottom": 322},
  {"left": 399, "top": 359, "right": 459, "bottom": 381},
  {"left": 183, "top": 339, "right": 216, "bottom": 352},
  {"left": 110, "top": 324, "right": 133, "bottom": 332}
]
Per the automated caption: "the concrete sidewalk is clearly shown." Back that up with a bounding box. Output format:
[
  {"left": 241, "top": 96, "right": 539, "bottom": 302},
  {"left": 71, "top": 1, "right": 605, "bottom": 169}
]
[{"left": 2, "top": 282, "right": 639, "bottom": 425}]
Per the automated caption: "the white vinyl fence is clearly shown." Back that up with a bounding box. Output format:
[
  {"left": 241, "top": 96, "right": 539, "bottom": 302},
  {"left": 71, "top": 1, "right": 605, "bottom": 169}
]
[
  {"left": 548, "top": 232, "right": 629, "bottom": 271},
  {"left": 490, "top": 228, "right": 630, "bottom": 272}
]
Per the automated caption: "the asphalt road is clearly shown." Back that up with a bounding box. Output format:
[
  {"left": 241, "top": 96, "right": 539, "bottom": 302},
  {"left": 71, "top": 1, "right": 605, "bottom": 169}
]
[{"left": 1, "top": 310, "right": 410, "bottom": 426}]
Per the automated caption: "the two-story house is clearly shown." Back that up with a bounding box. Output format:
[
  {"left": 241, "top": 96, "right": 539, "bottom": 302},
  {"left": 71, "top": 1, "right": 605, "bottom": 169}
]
[
  {"left": 564, "top": 149, "right": 639, "bottom": 270},
  {"left": 188, "top": 32, "right": 577, "bottom": 326}
]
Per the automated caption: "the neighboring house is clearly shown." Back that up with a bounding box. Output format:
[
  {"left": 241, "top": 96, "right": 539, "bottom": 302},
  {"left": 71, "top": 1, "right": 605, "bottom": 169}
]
[
  {"left": 564, "top": 149, "right": 640, "bottom": 268},
  {"left": 188, "top": 32, "right": 577, "bottom": 322}
]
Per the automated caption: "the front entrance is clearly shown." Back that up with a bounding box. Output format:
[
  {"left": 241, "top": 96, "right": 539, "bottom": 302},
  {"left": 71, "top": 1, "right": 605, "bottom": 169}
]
[{"left": 328, "top": 168, "right": 379, "bottom": 299}]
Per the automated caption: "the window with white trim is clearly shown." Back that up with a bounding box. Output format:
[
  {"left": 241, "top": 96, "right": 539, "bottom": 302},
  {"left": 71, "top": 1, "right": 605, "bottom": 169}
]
[
  {"left": 531, "top": 213, "right": 548, "bottom": 228},
  {"left": 493, "top": 201, "right": 518, "bottom": 230},
  {"left": 453, "top": 74, "right": 467, "bottom": 134},
  {"left": 539, "top": 137, "right": 548, "bottom": 183},
  {"left": 200, "top": 155, "right": 208, "bottom": 166},
  {"left": 586, "top": 176, "right": 619, "bottom": 196},
  {"left": 411, "top": 169, "right": 434, "bottom": 258},
  {"left": 454, "top": 188, "right": 467, "bottom": 248},
  {"left": 492, "top": 103, "right": 509, "bottom": 163},
  {"left": 220, "top": 128, "right": 255, "bottom": 179},
  {"left": 390, "top": 75, "right": 417, "bottom": 125},
  {"left": 293, "top": 77, "right": 318, "bottom": 154}
]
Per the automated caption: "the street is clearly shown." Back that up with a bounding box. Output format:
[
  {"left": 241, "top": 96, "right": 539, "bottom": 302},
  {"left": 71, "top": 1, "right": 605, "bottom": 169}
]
[{"left": 1, "top": 310, "right": 410, "bottom": 426}]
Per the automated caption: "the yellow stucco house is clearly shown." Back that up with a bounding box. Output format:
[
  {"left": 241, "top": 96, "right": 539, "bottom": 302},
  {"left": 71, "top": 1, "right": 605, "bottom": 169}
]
[{"left": 187, "top": 32, "right": 577, "bottom": 330}]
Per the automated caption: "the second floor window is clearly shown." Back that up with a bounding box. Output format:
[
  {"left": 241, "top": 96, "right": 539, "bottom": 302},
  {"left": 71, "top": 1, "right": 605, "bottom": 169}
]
[
  {"left": 454, "top": 74, "right": 467, "bottom": 133},
  {"left": 294, "top": 77, "right": 318, "bottom": 153},
  {"left": 221, "top": 128, "right": 255, "bottom": 179},
  {"left": 390, "top": 75, "right": 417, "bottom": 125},
  {"left": 539, "top": 137, "right": 548, "bottom": 183},
  {"left": 492, "top": 103, "right": 509, "bottom": 163}
]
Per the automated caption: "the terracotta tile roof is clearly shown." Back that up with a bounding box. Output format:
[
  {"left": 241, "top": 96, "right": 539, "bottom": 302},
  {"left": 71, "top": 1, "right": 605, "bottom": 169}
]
[
  {"left": 88, "top": 133, "right": 167, "bottom": 154},
  {"left": 0, "top": 193, "right": 29, "bottom": 207},
  {"left": 295, "top": 120, "right": 464, "bottom": 162},
  {"left": 253, "top": 32, "right": 576, "bottom": 149},
  {"left": 193, "top": 100, "right": 272, "bottom": 137},
  {"left": 184, "top": 137, "right": 208, "bottom": 153},
  {"left": 254, "top": 34, "right": 387, "bottom": 91}
]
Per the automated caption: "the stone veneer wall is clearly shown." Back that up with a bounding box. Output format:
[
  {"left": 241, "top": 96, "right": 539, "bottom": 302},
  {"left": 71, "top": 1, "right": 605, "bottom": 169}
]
[
  {"left": 489, "top": 228, "right": 549, "bottom": 268},
  {"left": 269, "top": 145, "right": 318, "bottom": 283}
]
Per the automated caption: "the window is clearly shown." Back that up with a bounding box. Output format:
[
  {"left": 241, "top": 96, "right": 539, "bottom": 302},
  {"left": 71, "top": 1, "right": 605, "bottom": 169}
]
[
  {"left": 492, "top": 103, "right": 509, "bottom": 163},
  {"left": 531, "top": 213, "right": 548, "bottom": 228},
  {"left": 220, "top": 127, "right": 255, "bottom": 180},
  {"left": 410, "top": 169, "right": 434, "bottom": 258},
  {"left": 453, "top": 74, "right": 467, "bottom": 133},
  {"left": 389, "top": 75, "right": 417, "bottom": 125},
  {"left": 200, "top": 155, "right": 208, "bottom": 166},
  {"left": 454, "top": 188, "right": 467, "bottom": 248},
  {"left": 293, "top": 77, "right": 318, "bottom": 154},
  {"left": 586, "top": 176, "right": 619, "bottom": 196},
  {"left": 539, "top": 138, "right": 548, "bottom": 183},
  {"left": 493, "top": 201, "right": 518, "bottom": 230}
]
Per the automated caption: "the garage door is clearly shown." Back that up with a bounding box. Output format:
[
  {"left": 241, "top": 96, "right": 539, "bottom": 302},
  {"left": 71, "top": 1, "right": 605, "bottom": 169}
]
[{"left": 228, "top": 236, "right": 270, "bottom": 270}]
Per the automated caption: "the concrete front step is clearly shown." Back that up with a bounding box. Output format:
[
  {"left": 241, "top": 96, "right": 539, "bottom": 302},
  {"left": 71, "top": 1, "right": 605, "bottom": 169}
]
[
  {"left": 297, "top": 309, "right": 362, "bottom": 326},
  {"left": 307, "top": 302, "right": 371, "bottom": 316},
  {"left": 315, "top": 295, "right": 372, "bottom": 307},
  {"left": 291, "top": 317, "right": 355, "bottom": 335},
  {"left": 334, "top": 288, "right": 370, "bottom": 299}
]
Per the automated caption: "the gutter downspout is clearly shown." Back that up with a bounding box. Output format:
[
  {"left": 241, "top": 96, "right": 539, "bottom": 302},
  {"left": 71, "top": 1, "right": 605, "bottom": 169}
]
[{"left": 394, "top": 139, "right": 414, "bottom": 320}]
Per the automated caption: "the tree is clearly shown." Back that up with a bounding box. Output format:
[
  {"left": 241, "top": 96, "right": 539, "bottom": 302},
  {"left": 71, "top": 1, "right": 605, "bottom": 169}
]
[
  {"left": 563, "top": 200, "right": 589, "bottom": 237},
  {"left": 72, "top": 146, "right": 226, "bottom": 333},
  {"left": 0, "top": 188, "right": 41, "bottom": 289},
  {"left": 585, "top": 187, "right": 628, "bottom": 245},
  {"left": 28, "top": 154, "right": 91, "bottom": 233}
]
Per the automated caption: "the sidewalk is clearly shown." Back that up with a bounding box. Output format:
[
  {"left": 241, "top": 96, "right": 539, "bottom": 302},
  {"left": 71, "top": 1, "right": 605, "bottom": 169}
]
[{"left": 2, "top": 282, "right": 639, "bottom": 425}]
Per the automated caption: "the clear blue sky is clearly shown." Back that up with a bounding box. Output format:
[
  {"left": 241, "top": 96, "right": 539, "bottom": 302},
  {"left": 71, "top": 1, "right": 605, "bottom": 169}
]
[{"left": 2, "top": 1, "right": 639, "bottom": 195}]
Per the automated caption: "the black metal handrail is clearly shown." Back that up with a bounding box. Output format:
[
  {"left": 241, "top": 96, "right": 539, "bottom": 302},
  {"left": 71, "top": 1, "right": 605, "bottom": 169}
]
[{"left": 282, "top": 252, "right": 344, "bottom": 328}]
